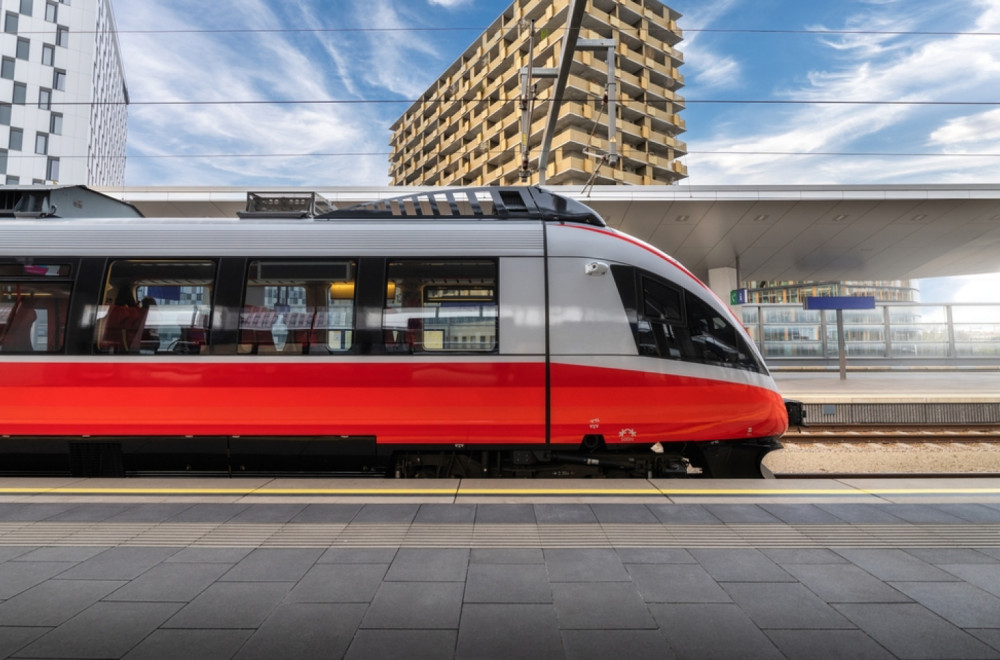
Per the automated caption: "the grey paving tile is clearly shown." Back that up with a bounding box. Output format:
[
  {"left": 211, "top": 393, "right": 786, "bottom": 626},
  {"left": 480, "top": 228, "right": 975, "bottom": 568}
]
[
  {"left": 784, "top": 563, "right": 912, "bottom": 603},
  {"left": 815, "top": 503, "right": 907, "bottom": 523},
  {"left": 879, "top": 503, "right": 970, "bottom": 524},
  {"left": 457, "top": 604, "right": 562, "bottom": 660},
  {"left": 978, "top": 547, "right": 1000, "bottom": 561},
  {"left": 617, "top": 547, "right": 696, "bottom": 564},
  {"left": 347, "top": 629, "right": 457, "bottom": 660},
  {"left": 58, "top": 546, "right": 181, "bottom": 580},
  {"left": 220, "top": 547, "right": 323, "bottom": 582},
  {"left": 941, "top": 563, "right": 1000, "bottom": 598},
  {"left": 533, "top": 503, "right": 598, "bottom": 523},
  {"left": 353, "top": 503, "right": 419, "bottom": 523},
  {"left": 16, "top": 602, "right": 181, "bottom": 659},
  {"left": 385, "top": 548, "right": 469, "bottom": 582},
  {"left": 464, "top": 563, "right": 552, "bottom": 603},
  {"left": 123, "top": 629, "right": 254, "bottom": 660},
  {"left": 44, "top": 503, "right": 136, "bottom": 522},
  {"left": 552, "top": 582, "right": 656, "bottom": 629},
  {"left": 650, "top": 603, "right": 784, "bottom": 660},
  {"left": 361, "top": 582, "right": 464, "bottom": 629},
  {"left": 646, "top": 504, "right": 721, "bottom": 524},
  {"left": 235, "top": 603, "right": 367, "bottom": 660},
  {"left": 836, "top": 548, "right": 961, "bottom": 582},
  {"left": 164, "top": 582, "right": 294, "bottom": 629},
  {"left": 228, "top": 502, "right": 308, "bottom": 523},
  {"left": 722, "top": 582, "right": 855, "bottom": 629},
  {"left": 627, "top": 563, "right": 731, "bottom": 603},
  {"left": 12, "top": 546, "right": 108, "bottom": 563},
  {"left": 0, "top": 502, "right": 76, "bottom": 521},
  {"left": 475, "top": 503, "right": 536, "bottom": 523},
  {"left": 318, "top": 547, "right": 398, "bottom": 564},
  {"left": 0, "top": 579, "right": 126, "bottom": 626},
  {"left": 105, "top": 503, "right": 195, "bottom": 522},
  {"left": 932, "top": 503, "right": 1000, "bottom": 523},
  {"left": 589, "top": 503, "right": 660, "bottom": 523},
  {"left": 971, "top": 629, "right": 1000, "bottom": 653},
  {"left": 286, "top": 563, "right": 387, "bottom": 603},
  {"left": 0, "top": 626, "right": 47, "bottom": 659},
  {"left": 0, "top": 561, "right": 75, "bottom": 599},
  {"left": 106, "top": 562, "right": 232, "bottom": 602},
  {"left": 166, "top": 503, "right": 250, "bottom": 522},
  {"left": 835, "top": 603, "right": 999, "bottom": 659},
  {"left": 690, "top": 549, "right": 795, "bottom": 582},
  {"left": 415, "top": 503, "right": 476, "bottom": 523},
  {"left": 703, "top": 504, "right": 783, "bottom": 523},
  {"left": 290, "top": 503, "right": 363, "bottom": 523},
  {"left": 0, "top": 547, "right": 36, "bottom": 562},
  {"left": 760, "top": 503, "right": 847, "bottom": 523},
  {"left": 906, "top": 548, "right": 1000, "bottom": 565},
  {"left": 890, "top": 581, "right": 1000, "bottom": 628},
  {"left": 470, "top": 548, "right": 544, "bottom": 564},
  {"left": 762, "top": 548, "right": 850, "bottom": 565},
  {"left": 545, "top": 548, "right": 630, "bottom": 582},
  {"left": 164, "top": 547, "right": 253, "bottom": 564},
  {"left": 765, "top": 629, "right": 896, "bottom": 660},
  {"left": 562, "top": 630, "right": 675, "bottom": 660}
]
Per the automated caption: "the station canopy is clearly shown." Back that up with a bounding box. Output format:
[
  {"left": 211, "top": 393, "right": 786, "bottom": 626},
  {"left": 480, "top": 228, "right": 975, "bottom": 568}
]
[{"left": 95, "top": 183, "right": 1000, "bottom": 283}]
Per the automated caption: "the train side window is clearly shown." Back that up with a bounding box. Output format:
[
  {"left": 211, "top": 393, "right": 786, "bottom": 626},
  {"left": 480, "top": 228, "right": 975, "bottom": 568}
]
[
  {"left": 95, "top": 260, "right": 215, "bottom": 355},
  {"left": 384, "top": 260, "right": 497, "bottom": 353},
  {"left": 239, "top": 260, "right": 356, "bottom": 355},
  {"left": 0, "top": 263, "right": 72, "bottom": 353},
  {"left": 638, "top": 275, "right": 693, "bottom": 360}
]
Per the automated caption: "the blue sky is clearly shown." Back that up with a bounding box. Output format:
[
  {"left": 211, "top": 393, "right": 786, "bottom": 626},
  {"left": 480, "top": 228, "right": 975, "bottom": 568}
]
[{"left": 111, "top": 0, "right": 1000, "bottom": 301}]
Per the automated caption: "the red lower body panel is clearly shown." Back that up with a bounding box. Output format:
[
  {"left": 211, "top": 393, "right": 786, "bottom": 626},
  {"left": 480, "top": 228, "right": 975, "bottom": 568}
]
[{"left": 0, "top": 359, "right": 786, "bottom": 446}]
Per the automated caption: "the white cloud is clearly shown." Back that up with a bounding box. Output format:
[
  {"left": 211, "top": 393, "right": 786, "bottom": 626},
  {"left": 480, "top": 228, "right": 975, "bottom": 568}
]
[
  {"left": 428, "top": 0, "right": 472, "bottom": 7},
  {"left": 929, "top": 108, "right": 1000, "bottom": 146}
]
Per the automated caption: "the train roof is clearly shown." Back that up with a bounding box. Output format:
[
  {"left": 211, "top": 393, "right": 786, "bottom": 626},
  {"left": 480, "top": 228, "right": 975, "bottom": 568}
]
[{"left": 315, "top": 187, "right": 606, "bottom": 226}]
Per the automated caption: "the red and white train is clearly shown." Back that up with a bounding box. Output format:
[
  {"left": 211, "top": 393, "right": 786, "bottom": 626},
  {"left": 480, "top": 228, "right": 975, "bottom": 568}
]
[{"left": 0, "top": 187, "right": 792, "bottom": 478}]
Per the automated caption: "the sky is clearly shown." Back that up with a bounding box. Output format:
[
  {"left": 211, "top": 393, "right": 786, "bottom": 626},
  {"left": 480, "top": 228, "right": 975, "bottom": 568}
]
[{"left": 110, "top": 0, "right": 1000, "bottom": 302}]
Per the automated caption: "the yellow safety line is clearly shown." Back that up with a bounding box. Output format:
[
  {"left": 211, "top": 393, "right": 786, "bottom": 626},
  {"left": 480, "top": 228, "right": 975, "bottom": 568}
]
[{"left": 1, "top": 486, "right": 999, "bottom": 497}]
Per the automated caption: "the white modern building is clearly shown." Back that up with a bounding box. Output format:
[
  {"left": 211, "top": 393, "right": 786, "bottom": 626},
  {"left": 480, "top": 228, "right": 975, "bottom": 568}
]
[{"left": 0, "top": 0, "right": 127, "bottom": 186}]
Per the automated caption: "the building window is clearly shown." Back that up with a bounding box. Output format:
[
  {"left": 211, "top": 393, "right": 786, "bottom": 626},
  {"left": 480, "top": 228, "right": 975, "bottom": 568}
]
[
  {"left": 35, "top": 132, "right": 47, "bottom": 155},
  {"left": 52, "top": 69, "right": 65, "bottom": 91},
  {"left": 0, "top": 150, "right": 7, "bottom": 172},
  {"left": 46, "top": 156, "right": 59, "bottom": 181},
  {"left": 9, "top": 127, "right": 23, "bottom": 151},
  {"left": 19, "top": 0, "right": 33, "bottom": 15},
  {"left": 1, "top": 57, "right": 14, "bottom": 81},
  {"left": 4, "top": 12, "right": 18, "bottom": 34},
  {"left": 49, "top": 112, "right": 61, "bottom": 134},
  {"left": 12, "top": 82, "right": 26, "bottom": 105},
  {"left": 5, "top": 175, "right": 18, "bottom": 184},
  {"left": 45, "top": 1, "right": 57, "bottom": 22},
  {"left": 41, "top": 43, "right": 54, "bottom": 66},
  {"left": 16, "top": 38, "right": 29, "bottom": 60},
  {"left": 38, "top": 88, "right": 51, "bottom": 110},
  {"left": 0, "top": 104, "right": 10, "bottom": 126},
  {"left": 55, "top": 25, "right": 68, "bottom": 47}
]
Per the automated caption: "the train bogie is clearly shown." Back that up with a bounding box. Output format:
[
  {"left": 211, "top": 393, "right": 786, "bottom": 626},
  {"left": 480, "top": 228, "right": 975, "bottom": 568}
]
[{"left": 0, "top": 187, "right": 788, "bottom": 478}]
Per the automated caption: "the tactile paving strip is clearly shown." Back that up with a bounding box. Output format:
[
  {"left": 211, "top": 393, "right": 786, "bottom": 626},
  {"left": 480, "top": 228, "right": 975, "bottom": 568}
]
[{"left": 0, "top": 522, "right": 998, "bottom": 548}]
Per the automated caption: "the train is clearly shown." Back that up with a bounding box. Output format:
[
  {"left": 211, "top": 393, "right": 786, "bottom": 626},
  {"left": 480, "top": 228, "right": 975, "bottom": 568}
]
[{"left": 0, "top": 186, "right": 795, "bottom": 478}]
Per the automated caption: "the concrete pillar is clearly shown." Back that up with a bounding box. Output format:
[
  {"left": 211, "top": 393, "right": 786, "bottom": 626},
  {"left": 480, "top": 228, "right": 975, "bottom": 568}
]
[{"left": 708, "top": 267, "right": 739, "bottom": 313}]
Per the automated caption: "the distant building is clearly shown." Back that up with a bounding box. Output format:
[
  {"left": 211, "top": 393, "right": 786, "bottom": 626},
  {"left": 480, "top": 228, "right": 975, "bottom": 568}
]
[
  {"left": 389, "top": 0, "right": 687, "bottom": 186},
  {"left": 0, "top": 0, "right": 128, "bottom": 186}
]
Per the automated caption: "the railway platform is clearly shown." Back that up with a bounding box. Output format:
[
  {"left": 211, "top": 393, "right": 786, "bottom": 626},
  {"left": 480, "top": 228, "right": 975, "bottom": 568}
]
[{"left": 1, "top": 477, "right": 999, "bottom": 659}]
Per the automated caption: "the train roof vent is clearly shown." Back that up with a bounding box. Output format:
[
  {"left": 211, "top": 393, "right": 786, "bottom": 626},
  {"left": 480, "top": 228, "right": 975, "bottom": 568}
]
[
  {"left": 315, "top": 186, "right": 606, "bottom": 227},
  {"left": 238, "top": 192, "right": 335, "bottom": 219}
]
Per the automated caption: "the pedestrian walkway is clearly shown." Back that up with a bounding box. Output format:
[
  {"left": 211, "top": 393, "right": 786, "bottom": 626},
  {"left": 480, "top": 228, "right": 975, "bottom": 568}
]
[{"left": 1, "top": 480, "right": 999, "bottom": 659}]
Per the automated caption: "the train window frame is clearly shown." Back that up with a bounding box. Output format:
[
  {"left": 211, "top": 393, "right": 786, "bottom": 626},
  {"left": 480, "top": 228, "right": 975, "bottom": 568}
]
[
  {"left": 0, "top": 262, "right": 73, "bottom": 354},
  {"left": 94, "top": 259, "right": 216, "bottom": 356},
  {"left": 383, "top": 259, "right": 499, "bottom": 354},
  {"left": 238, "top": 259, "right": 358, "bottom": 355}
]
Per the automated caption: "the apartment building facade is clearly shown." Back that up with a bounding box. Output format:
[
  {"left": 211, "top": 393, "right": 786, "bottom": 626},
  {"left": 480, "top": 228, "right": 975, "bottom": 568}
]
[
  {"left": 0, "top": 0, "right": 127, "bottom": 186},
  {"left": 390, "top": 0, "right": 686, "bottom": 187}
]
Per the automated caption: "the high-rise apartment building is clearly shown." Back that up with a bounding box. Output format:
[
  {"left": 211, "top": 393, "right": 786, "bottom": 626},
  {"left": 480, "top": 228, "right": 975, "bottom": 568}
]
[
  {"left": 0, "top": 0, "right": 127, "bottom": 186},
  {"left": 390, "top": 0, "right": 686, "bottom": 187}
]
